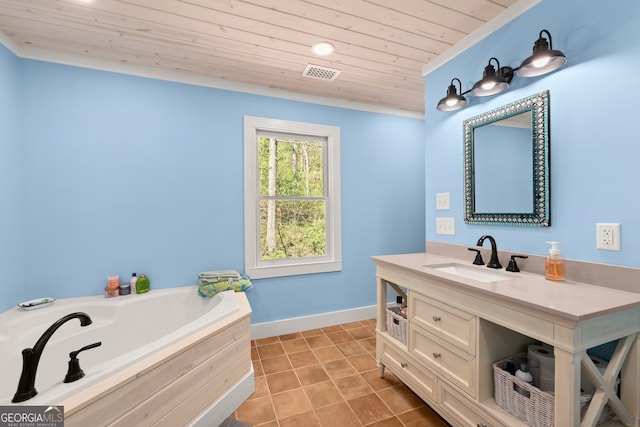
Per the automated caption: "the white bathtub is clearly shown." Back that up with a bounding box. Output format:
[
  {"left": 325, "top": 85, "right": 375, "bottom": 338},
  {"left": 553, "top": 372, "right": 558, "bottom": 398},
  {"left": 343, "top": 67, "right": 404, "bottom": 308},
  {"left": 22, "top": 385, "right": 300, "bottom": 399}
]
[{"left": 0, "top": 287, "right": 253, "bottom": 426}]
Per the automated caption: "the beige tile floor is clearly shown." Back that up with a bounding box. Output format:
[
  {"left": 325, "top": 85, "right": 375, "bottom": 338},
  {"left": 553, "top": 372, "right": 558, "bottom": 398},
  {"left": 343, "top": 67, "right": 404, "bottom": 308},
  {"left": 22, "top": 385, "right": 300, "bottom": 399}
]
[{"left": 231, "top": 319, "right": 450, "bottom": 427}]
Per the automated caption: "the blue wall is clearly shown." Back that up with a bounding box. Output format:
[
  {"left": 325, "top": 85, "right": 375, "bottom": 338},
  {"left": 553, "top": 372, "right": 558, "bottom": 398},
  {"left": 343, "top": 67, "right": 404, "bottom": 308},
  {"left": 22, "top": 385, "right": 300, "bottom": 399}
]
[
  {"left": 0, "top": 45, "right": 24, "bottom": 309},
  {"left": 1, "top": 51, "right": 426, "bottom": 318},
  {"left": 425, "top": 0, "right": 640, "bottom": 268}
]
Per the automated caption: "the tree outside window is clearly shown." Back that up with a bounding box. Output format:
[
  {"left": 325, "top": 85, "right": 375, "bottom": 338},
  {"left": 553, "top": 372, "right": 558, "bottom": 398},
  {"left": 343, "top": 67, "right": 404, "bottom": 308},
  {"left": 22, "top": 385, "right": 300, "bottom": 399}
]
[{"left": 259, "top": 136, "right": 325, "bottom": 260}]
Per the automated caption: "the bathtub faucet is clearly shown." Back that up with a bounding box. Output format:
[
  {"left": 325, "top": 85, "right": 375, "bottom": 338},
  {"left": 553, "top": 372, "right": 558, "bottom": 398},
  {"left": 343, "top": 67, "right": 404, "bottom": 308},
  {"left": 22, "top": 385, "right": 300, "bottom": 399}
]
[{"left": 12, "top": 312, "right": 93, "bottom": 403}]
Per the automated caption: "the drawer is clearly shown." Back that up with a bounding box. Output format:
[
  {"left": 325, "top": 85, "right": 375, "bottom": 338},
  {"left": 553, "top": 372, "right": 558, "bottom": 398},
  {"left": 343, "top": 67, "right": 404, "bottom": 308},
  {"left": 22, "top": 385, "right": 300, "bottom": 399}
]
[
  {"left": 409, "top": 324, "right": 475, "bottom": 397},
  {"left": 440, "top": 382, "right": 505, "bottom": 427},
  {"left": 378, "top": 334, "right": 438, "bottom": 403},
  {"left": 411, "top": 292, "right": 476, "bottom": 354}
]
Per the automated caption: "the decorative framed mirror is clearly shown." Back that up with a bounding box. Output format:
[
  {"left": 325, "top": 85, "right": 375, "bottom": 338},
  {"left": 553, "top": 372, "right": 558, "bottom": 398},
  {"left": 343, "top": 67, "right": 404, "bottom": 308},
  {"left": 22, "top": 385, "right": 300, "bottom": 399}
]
[{"left": 463, "top": 90, "right": 550, "bottom": 226}]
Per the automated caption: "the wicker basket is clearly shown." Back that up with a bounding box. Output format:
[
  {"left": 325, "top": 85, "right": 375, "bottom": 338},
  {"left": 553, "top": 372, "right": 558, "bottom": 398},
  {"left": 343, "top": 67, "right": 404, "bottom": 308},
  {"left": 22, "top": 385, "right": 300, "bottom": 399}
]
[
  {"left": 385, "top": 305, "right": 407, "bottom": 344},
  {"left": 493, "top": 357, "right": 613, "bottom": 426}
]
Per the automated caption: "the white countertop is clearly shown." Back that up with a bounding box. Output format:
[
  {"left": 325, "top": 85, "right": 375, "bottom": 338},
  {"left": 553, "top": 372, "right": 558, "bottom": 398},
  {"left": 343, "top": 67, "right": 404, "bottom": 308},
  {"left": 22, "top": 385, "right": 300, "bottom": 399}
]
[{"left": 372, "top": 252, "right": 640, "bottom": 322}]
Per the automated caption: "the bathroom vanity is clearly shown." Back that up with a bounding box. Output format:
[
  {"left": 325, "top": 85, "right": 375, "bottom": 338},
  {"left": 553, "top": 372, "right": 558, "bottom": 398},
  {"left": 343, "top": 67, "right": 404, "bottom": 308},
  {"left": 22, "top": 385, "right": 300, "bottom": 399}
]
[{"left": 373, "top": 252, "right": 640, "bottom": 427}]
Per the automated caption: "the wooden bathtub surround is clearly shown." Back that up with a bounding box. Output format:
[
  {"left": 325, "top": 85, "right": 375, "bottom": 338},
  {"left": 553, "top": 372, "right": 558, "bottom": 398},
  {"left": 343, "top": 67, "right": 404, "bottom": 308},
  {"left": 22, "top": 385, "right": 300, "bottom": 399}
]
[
  {"left": 372, "top": 252, "right": 640, "bottom": 427},
  {"left": 62, "top": 292, "right": 253, "bottom": 427}
]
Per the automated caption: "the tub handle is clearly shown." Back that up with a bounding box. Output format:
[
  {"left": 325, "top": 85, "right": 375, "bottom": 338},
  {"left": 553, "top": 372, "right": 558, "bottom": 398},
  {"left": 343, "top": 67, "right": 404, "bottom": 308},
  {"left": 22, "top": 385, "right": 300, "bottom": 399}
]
[
  {"left": 73, "top": 342, "right": 102, "bottom": 356},
  {"left": 64, "top": 341, "right": 102, "bottom": 383}
]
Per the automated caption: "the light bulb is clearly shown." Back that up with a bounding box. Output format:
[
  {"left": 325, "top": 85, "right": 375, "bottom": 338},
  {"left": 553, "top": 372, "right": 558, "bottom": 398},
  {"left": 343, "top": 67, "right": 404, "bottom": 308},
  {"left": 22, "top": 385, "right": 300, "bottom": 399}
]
[
  {"left": 532, "top": 56, "right": 551, "bottom": 68},
  {"left": 481, "top": 81, "right": 496, "bottom": 90},
  {"left": 312, "top": 42, "right": 335, "bottom": 56},
  {"left": 446, "top": 98, "right": 457, "bottom": 107}
]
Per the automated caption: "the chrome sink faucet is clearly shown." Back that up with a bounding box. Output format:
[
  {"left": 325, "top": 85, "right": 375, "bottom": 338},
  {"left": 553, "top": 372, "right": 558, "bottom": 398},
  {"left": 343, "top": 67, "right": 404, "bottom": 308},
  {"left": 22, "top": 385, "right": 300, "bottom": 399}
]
[
  {"left": 12, "top": 312, "right": 93, "bottom": 403},
  {"left": 476, "top": 235, "right": 502, "bottom": 269}
]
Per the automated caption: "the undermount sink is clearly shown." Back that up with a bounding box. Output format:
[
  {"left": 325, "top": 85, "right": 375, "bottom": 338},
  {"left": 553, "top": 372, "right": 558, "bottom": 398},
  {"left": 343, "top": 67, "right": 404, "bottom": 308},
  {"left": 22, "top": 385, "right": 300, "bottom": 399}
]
[{"left": 425, "top": 263, "right": 512, "bottom": 283}]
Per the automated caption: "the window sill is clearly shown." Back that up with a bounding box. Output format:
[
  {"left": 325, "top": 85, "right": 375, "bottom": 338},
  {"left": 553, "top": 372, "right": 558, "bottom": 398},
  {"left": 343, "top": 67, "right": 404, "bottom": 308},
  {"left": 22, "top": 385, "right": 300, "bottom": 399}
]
[{"left": 246, "top": 260, "right": 342, "bottom": 279}]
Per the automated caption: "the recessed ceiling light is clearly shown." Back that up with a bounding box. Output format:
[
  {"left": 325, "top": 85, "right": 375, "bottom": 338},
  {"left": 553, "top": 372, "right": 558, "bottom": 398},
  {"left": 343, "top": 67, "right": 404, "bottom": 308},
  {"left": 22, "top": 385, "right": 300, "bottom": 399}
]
[{"left": 311, "top": 42, "right": 335, "bottom": 56}]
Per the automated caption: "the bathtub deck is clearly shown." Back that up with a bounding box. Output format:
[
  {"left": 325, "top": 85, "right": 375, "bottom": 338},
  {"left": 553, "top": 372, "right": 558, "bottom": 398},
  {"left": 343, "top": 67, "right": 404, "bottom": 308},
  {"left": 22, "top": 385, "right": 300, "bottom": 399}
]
[{"left": 62, "top": 292, "right": 252, "bottom": 427}]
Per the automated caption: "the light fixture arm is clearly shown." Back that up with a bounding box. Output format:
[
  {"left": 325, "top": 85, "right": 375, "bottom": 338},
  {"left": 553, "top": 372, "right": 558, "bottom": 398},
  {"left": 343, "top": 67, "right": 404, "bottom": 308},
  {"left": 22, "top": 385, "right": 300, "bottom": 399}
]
[
  {"left": 452, "top": 78, "right": 473, "bottom": 97},
  {"left": 488, "top": 57, "right": 515, "bottom": 81},
  {"left": 451, "top": 78, "right": 463, "bottom": 94},
  {"left": 540, "top": 29, "right": 553, "bottom": 48}
]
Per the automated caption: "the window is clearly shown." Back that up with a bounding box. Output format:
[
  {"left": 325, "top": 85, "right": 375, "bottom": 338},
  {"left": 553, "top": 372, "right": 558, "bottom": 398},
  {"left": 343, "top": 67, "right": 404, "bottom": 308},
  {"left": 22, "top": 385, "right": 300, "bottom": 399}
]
[{"left": 244, "top": 116, "right": 341, "bottom": 279}]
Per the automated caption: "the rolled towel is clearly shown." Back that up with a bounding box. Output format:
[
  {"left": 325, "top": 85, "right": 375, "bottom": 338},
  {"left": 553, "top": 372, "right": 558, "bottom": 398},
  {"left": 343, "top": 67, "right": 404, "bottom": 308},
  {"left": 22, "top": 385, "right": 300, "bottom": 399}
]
[
  {"left": 198, "top": 270, "right": 242, "bottom": 284},
  {"left": 198, "top": 274, "right": 253, "bottom": 298}
]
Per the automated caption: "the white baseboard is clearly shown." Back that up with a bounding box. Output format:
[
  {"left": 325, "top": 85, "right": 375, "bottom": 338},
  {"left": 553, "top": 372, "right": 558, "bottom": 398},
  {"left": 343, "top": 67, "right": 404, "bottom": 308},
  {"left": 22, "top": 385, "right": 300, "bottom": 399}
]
[{"left": 250, "top": 305, "right": 376, "bottom": 340}]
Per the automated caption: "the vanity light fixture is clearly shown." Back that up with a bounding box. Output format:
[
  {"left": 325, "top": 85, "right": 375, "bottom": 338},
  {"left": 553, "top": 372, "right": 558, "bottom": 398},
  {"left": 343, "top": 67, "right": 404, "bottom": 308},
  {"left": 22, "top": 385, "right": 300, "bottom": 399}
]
[
  {"left": 436, "top": 29, "right": 566, "bottom": 111},
  {"left": 517, "top": 30, "right": 567, "bottom": 77},
  {"left": 436, "top": 78, "right": 467, "bottom": 111},
  {"left": 470, "top": 57, "right": 513, "bottom": 97},
  {"left": 311, "top": 42, "right": 335, "bottom": 56}
]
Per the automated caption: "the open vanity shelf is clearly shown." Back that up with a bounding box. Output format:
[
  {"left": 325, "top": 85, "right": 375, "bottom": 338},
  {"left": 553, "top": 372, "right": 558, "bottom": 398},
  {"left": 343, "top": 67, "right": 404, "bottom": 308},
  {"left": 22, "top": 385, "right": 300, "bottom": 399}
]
[{"left": 372, "top": 253, "right": 640, "bottom": 427}]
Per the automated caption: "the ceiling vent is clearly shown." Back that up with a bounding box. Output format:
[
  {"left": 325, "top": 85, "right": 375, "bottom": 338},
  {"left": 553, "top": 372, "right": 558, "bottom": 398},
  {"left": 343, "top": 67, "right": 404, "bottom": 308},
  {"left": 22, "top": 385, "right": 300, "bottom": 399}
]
[{"left": 302, "top": 64, "right": 341, "bottom": 81}]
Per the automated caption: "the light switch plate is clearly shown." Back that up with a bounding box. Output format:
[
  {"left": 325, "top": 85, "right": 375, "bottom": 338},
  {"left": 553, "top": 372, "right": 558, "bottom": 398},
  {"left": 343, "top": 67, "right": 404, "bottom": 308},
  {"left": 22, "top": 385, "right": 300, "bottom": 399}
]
[
  {"left": 436, "top": 192, "right": 450, "bottom": 210},
  {"left": 436, "top": 217, "right": 455, "bottom": 235}
]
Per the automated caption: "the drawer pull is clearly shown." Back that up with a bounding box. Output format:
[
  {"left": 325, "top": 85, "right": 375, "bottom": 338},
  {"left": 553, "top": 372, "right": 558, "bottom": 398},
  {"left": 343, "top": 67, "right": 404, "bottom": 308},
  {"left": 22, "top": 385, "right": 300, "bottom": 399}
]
[
  {"left": 400, "top": 362, "right": 408, "bottom": 368},
  {"left": 477, "top": 424, "right": 488, "bottom": 427},
  {"left": 432, "top": 351, "right": 442, "bottom": 358},
  {"left": 432, "top": 315, "right": 442, "bottom": 321}
]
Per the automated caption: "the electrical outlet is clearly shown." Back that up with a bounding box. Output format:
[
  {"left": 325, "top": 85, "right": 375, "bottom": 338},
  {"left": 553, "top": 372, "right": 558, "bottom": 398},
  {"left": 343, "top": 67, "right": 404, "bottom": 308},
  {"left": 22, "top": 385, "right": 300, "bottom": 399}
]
[
  {"left": 597, "top": 223, "right": 620, "bottom": 251},
  {"left": 436, "top": 217, "right": 455, "bottom": 235},
  {"left": 436, "top": 192, "right": 450, "bottom": 210}
]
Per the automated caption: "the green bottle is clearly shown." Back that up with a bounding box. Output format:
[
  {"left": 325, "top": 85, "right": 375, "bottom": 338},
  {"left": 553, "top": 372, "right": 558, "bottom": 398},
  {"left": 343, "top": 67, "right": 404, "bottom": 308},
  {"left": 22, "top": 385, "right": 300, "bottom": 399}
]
[{"left": 136, "top": 274, "right": 150, "bottom": 294}]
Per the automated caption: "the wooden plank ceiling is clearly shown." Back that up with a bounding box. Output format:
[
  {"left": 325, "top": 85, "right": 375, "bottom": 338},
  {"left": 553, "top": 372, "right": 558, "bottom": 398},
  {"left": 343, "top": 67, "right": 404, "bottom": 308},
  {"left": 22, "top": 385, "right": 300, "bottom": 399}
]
[{"left": 0, "top": 0, "right": 517, "bottom": 113}]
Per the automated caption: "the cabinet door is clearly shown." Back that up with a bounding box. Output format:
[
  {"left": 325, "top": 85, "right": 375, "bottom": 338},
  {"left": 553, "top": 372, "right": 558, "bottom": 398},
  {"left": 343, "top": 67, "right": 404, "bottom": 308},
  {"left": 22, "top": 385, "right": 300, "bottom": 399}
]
[{"left": 411, "top": 291, "right": 476, "bottom": 354}]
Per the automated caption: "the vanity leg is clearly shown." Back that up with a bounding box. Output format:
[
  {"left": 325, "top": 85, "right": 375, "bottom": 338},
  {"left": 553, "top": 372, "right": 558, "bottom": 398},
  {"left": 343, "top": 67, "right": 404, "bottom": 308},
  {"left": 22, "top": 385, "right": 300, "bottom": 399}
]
[
  {"left": 621, "top": 335, "right": 640, "bottom": 427},
  {"left": 553, "top": 348, "right": 581, "bottom": 426},
  {"left": 376, "top": 275, "right": 387, "bottom": 332},
  {"left": 376, "top": 275, "right": 387, "bottom": 378}
]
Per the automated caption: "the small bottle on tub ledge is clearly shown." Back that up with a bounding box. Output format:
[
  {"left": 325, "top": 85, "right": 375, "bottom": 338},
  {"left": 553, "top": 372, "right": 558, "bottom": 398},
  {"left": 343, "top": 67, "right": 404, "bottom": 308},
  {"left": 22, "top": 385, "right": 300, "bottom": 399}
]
[
  {"left": 130, "top": 272, "right": 138, "bottom": 294},
  {"left": 105, "top": 275, "right": 120, "bottom": 298},
  {"left": 136, "top": 274, "right": 150, "bottom": 294}
]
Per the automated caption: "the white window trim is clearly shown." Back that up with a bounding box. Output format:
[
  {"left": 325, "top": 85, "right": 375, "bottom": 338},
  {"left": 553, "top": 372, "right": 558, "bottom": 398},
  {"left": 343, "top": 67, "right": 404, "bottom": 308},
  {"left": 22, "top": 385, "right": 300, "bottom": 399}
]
[{"left": 243, "top": 116, "right": 342, "bottom": 279}]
